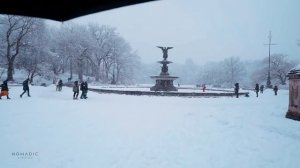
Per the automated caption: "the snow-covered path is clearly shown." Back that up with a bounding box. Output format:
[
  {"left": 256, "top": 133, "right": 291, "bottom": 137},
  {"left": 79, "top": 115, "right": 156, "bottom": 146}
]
[{"left": 0, "top": 85, "right": 300, "bottom": 168}]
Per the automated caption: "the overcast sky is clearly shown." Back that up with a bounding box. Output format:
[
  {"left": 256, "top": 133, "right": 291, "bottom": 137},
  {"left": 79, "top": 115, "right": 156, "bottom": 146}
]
[{"left": 52, "top": 0, "right": 300, "bottom": 64}]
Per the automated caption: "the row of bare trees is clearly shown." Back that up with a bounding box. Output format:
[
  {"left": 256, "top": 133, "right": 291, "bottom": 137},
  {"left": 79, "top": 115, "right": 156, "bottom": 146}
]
[
  {"left": 137, "top": 54, "right": 297, "bottom": 88},
  {"left": 0, "top": 15, "right": 140, "bottom": 84},
  {"left": 196, "top": 54, "right": 297, "bottom": 88}
]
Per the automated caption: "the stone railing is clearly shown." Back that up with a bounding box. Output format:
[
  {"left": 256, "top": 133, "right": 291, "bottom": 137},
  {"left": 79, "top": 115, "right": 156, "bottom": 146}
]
[{"left": 88, "top": 88, "right": 249, "bottom": 97}]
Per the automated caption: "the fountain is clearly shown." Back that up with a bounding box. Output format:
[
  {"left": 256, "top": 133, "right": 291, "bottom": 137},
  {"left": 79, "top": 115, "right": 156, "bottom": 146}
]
[
  {"left": 88, "top": 46, "right": 249, "bottom": 97},
  {"left": 150, "top": 46, "right": 178, "bottom": 91}
]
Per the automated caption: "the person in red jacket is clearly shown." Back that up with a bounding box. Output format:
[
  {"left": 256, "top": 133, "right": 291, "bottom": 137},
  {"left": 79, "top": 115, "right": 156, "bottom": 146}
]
[
  {"left": 0, "top": 80, "right": 11, "bottom": 99},
  {"left": 202, "top": 84, "right": 206, "bottom": 92}
]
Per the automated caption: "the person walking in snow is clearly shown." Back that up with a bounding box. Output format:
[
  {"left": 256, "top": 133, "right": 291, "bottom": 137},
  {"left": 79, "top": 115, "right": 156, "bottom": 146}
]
[
  {"left": 273, "top": 85, "right": 278, "bottom": 96},
  {"left": 20, "top": 78, "right": 31, "bottom": 98},
  {"left": 56, "top": 79, "right": 59, "bottom": 91},
  {"left": 202, "top": 84, "right": 206, "bottom": 92},
  {"left": 255, "top": 83, "right": 259, "bottom": 97},
  {"left": 0, "top": 80, "right": 11, "bottom": 99},
  {"left": 58, "top": 79, "right": 63, "bottom": 91},
  {"left": 234, "top": 83, "right": 239, "bottom": 98},
  {"left": 73, "top": 81, "right": 79, "bottom": 99},
  {"left": 84, "top": 81, "right": 88, "bottom": 98},
  {"left": 80, "top": 81, "right": 88, "bottom": 99},
  {"left": 260, "top": 85, "right": 264, "bottom": 94}
]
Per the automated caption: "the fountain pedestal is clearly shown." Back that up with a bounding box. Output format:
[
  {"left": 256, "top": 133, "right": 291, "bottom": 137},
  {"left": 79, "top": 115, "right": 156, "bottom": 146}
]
[{"left": 150, "top": 47, "right": 178, "bottom": 91}]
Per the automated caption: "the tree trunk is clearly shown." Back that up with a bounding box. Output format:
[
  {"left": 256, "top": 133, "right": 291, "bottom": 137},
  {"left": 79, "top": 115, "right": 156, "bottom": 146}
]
[
  {"left": 29, "top": 69, "right": 37, "bottom": 83},
  {"left": 280, "top": 76, "right": 286, "bottom": 85},
  {"left": 6, "top": 61, "right": 14, "bottom": 81},
  {"left": 69, "top": 58, "right": 73, "bottom": 80},
  {"left": 95, "top": 70, "right": 100, "bottom": 82},
  {"left": 78, "top": 59, "right": 83, "bottom": 82},
  {"left": 95, "top": 62, "right": 101, "bottom": 82}
]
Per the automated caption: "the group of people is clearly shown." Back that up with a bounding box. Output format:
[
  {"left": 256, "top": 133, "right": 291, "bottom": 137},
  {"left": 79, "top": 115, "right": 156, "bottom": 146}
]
[
  {"left": 72, "top": 81, "right": 88, "bottom": 99},
  {"left": 254, "top": 84, "right": 278, "bottom": 97},
  {"left": 234, "top": 82, "right": 279, "bottom": 98},
  {"left": 1, "top": 77, "right": 281, "bottom": 100},
  {"left": 1, "top": 78, "right": 88, "bottom": 100},
  {"left": 55, "top": 79, "right": 89, "bottom": 99},
  {"left": 54, "top": 79, "right": 89, "bottom": 99},
  {"left": 254, "top": 84, "right": 263, "bottom": 97},
  {"left": 0, "top": 78, "right": 31, "bottom": 99}
]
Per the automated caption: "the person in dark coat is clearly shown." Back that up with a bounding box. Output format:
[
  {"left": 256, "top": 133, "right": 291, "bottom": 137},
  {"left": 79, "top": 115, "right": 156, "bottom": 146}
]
[
  {"left": 20, "top": 78, "right": 31, "bottom": 98},
  {"left": 84, "top": 81, "right": 88, "bottom": 98},
  {"left": 0, "top": 80, "right": 11, "bottom": 99},
  {"left": 234, "top": 83, "right": 239, "bottom": 98},
  {"left": 273, "top": 85, "right": 278, "bottom": 96},
  {"left": 260, "top": 85, "right": 264, "bottom": 94},
  {"left": 80, "top": 81, "right": 88, "bottom": 99},
  {"left": 73, "top": 81, "right": 79, "bottom": 99},
  {"left": 58, "top": 79, "right": 63, "bottom": 91},
  {"left": 255, "top": 83, "right": 259, "bottom": 97}
]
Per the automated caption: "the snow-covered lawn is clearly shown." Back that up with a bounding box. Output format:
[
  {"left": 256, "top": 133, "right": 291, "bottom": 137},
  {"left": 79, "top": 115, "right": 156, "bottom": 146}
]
[{"left": 0, "top": 85, "right": 300, "bottom": 168}]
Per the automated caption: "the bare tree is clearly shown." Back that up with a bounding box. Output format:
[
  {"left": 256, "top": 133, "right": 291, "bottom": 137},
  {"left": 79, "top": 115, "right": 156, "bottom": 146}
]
[
  {"left": 252, "top": 54, "right": 297, "bottom": 86},
  {"left": 0, "top": 15, "right": 35, "bottom": 81},
  {"left": 249, "top": 60, "right": 266, "bottom": 85},
  {"left": 16, "top": 20, "right": 47, "bottom": 82},
  {"left": 88, "top": 24, "right": 115, "bottom": 82},
  {"left": 113, "top": 39, "right": 140, "bottom": 84},
  {"left": 222, "top": 56, "right": 245, "bottom": 87},
  {"left": 198, "top": 61, "right": 224, "bottom": 86},
  {"left": 46, "top": 27, "right": 65, "bottom": 79},
  {"left": 269, "top": 54, "right": 297, "bottom": 85}
]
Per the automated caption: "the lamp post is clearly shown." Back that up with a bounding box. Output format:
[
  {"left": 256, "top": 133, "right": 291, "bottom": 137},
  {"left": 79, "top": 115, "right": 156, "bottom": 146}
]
[{"left": 264, "top": 31, "right": 277, "bottom": 88}]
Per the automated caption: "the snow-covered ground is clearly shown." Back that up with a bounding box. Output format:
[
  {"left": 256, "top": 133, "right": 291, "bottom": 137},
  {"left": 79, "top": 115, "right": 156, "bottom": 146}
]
[{"left": 1, "top": 85, "right": 300, "bottom": 168}]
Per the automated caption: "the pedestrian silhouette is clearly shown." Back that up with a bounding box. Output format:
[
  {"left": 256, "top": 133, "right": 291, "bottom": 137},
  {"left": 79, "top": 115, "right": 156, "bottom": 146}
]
[
  {"left": 20, "top": 78, "right": 31, "bottom": 98},
  {"left": 0, "top": 80, "right": 11, "bottom": 99},
  {"left": 255, "top": 83, "right": 259, "bottom": 97},
  {"left": 260, "top": 85, "right": 264, "bottom": 94},
  {"left": 273, "top": 85, "right": 278, "bottom": 96},
  {"left": 234, "top": 83, "right": 239, "bottom": 98}
]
